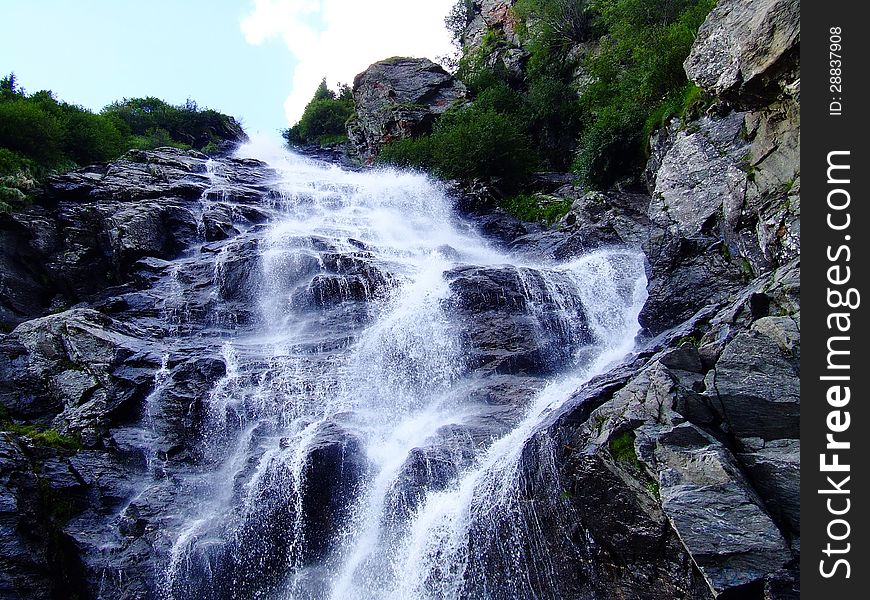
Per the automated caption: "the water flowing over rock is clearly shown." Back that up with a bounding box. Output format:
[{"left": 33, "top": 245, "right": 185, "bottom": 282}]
[
  {"left": 1, "top": 0, "right": 801, "bottom": 586},
  {"left": 346, "top": 57, "right": 468, "bottom": 161},
  {"left": 0, "top": 138, "right": 655, "bottom": 599}
]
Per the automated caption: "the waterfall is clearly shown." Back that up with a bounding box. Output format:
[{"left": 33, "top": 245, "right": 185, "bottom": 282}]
[{"left": 154, "top": 136, "right": 647, "bottom": 599}]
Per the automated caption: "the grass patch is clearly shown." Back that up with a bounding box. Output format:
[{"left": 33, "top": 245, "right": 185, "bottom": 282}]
[
  {"left": 501, "top": 194, "right": 572, "bottom": 225},
  {"left": 609, "top": 430, "right": 643, "bottom": 470},
  {"left": 1, "top": 414, "right": 82, "bottom": 450}
]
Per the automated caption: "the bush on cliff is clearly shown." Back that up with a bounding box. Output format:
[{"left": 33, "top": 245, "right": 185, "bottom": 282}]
[
  {"left": 572, "top": 0, "right": 716, "bottom": 187},
  {"left": 283, "top": 79, "right": 354, "bottom": 147},
  {"left": 102, "top": 96, "right": 245, "bottom": 152},
  {"left": 378, "top": 105, "right": 538, "bottom": 189},
  {"left": 434, "top": 0, "right": 714, "bottom": 192}
]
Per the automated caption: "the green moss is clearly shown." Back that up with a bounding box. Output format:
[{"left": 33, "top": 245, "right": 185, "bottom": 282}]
[
  {"left": 1, "top": 419, "right": 82, "bottom": 450},
  {"left": 31, "top": 428, "right": 82, "bottom": 450},
  {"left": 676, "top": 332, "right": 703, "bottom": 348},
  {"left": 594, "top": 413, "right": 607, "bottom": 435},
  {"left": 645, "top": 479, "right": 660, "bottom": 499},
  {"left": 610, "top": 431, "right": 639, "bottom": 465},
  {"left": 501, "top": 194, "right": 572, "bottom": 225},
  {"left": 642, "top": 82, "right": 710, "bottom": 148},
  {"left": 317, "top": 134, "right": 350, "bottom": 147}
]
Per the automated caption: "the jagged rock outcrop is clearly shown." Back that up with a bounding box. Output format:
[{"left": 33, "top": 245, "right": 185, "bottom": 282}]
[
  {"left": 0, "top": 309, "right": 161, "bottom": 446},
  {"left": 0, "top": 148, "right": 275, "bottom": 329},
  {"left": 684, "top": 0, "right": 800, "bottom": 105},
  {"left": 346, "top": 57, "right": 468, "bottom": 161},
  {"left": 462, "top": 0, "right": 522, "bottom": 48}
]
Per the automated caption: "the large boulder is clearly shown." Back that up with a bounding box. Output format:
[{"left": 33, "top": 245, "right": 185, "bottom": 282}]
[
  {"left": 0, "top": 309, "right": 160, "bottom": 446},
  {"left": 444, "top": 265, "right": 591, "bottom": 376},
  {"left": 684, "top": 0, "right": 800, "bottom": 106},
  {"left": 347, "top": 57, "right": 468, "bottom": 161}
]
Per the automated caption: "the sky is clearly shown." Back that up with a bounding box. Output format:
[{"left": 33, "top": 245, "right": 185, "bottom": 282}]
[{"left": 0, "top": 0, "right": 457, "bottom": 136}]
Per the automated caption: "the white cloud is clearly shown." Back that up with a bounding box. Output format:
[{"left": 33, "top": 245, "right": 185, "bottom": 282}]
[{"left": 241, "top": 0, "right": 458, "bottom": 125}]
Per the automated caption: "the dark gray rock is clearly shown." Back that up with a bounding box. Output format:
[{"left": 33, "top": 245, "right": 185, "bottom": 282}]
[
  {"left": 445, "top": 265, "right": 591, "bottom": 375},
  {"left": 640, "top": 106, "right": 800, "bottom": 334},
  {"left": 684, "top": 0, "right": 800, "bottom": 105},
  {"left": 654, "top": 424, "right": 791, "bottom": 595},
  {"left": 0, "top": 309, "right": 160, "bottom": 445},
  {"left": 739, "top": 438, "right": 800, "bottom": 536},
  {"left": 0, "top": 148, "right": 277, "bottom": 332},
  {"left": 553, "top": 189, "right": 651, "bottom": 257},
  {"left": 704, "top": 330, "right": 799, "bottom": 441},
  {"left": 347, "top": 57, "right": 468, "bottom": 161}
]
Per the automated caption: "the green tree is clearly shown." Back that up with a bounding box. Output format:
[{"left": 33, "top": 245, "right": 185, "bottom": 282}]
[{"left": 283, "top": 79, "right": 354, "bottom": 147}]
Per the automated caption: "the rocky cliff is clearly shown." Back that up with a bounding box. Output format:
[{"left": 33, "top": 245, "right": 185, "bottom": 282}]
[
  {"left": 451, "top": 0, "right": 801, "bottom": 596},
  {"left": 0, "top": 148, "right": 279, "bottom": 597},
  {"left": 0, "top": 0, "right": 800, "bottom": 598}
]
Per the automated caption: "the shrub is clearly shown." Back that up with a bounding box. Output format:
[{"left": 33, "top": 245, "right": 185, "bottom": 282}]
[
  {"left": 0, "top": 72, "right": 245, "bottom": 210},
  {"left": 59, "top": 108, "right": 127, "bottom": 164},
  {"left": 102, "top": 97, "right": 244, "bottom": 151},
  {"left": 0, "top": 99, "right": 64, "bottom": 166},
  {"left": 379, "top": 105, "right": 538, "bottom": 188},
  {"left": 284, "top": 79, "right": 354, "bottom": 147},
  {"left": 573, "top": 0, "right": 717, "bottom": 188},
  {"left": 501, "top": 194, "right": 573, "bottom": 225}
]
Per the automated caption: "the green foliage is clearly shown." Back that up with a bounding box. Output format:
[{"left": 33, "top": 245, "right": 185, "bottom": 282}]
[
  {"left": 379, "top": 105, "right": 538, "bottom": 188},
  {"left": 501, "top": 194, "right": 572, "bottom": 225},
  {"left": 313, "top": 78, "right": 336, "bottom": 101},
  {"left": 641, "top": 82, "right": 707, "bottom": 144},
  {"left": 514, "top": 0, "right": 594, "bottom": 51},
  {"left": 610, "top": 431, "right": 641, "bottom": 466},
  {"left": 284, "top": 79, "right": 354, "bottom": 147},
  {"left": 0, "top": 72, "right": 244, "bottom": 209},
  {"left": 0, "top": 416, "right": 82, "bottom": 450},
  {"left": 0, "top": 97, "right": 65, "bottom": 166},
  {"left": 102, "top": 96, "right": 243, "bottom": 151},
  {"left": 445, "top": 0, "right": 475, "bottom": 49},
  {"left": 573, "top": 0, "right": 716, "bottom": 187},
  {"left": 451, "top": 10, "right": 583, "bottom": 172}
]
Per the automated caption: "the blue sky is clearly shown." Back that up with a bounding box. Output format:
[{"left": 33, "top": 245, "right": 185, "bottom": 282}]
[{"left": 1, "top": 1, "right": 456, "bottom": 136}]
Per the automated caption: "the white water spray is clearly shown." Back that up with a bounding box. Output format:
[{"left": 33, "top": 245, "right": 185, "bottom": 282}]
[{"left": 157, "top": 136, "right": 647, "bottom": 600}]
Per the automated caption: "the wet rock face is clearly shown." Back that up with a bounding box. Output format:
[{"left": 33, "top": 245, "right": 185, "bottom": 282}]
[
  {"left": 445, "top": 264, "right": 591, "bottom": 375},
  {"left": 0, "top": 148, "right": 275, "bottom": 329},
  {"left": 509, "top": 264, "right": 800, "bottom": 598},
  {"left": 347, "top": 57, "right": 468, "bottom": 161},
  {"left": 0, "top": 309, "right": 160, "bottom": 444}
]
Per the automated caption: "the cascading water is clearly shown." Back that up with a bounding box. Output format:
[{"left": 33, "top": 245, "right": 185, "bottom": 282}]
[{"left": 151, "top": 136, "right": 647, "bottom": 600}]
